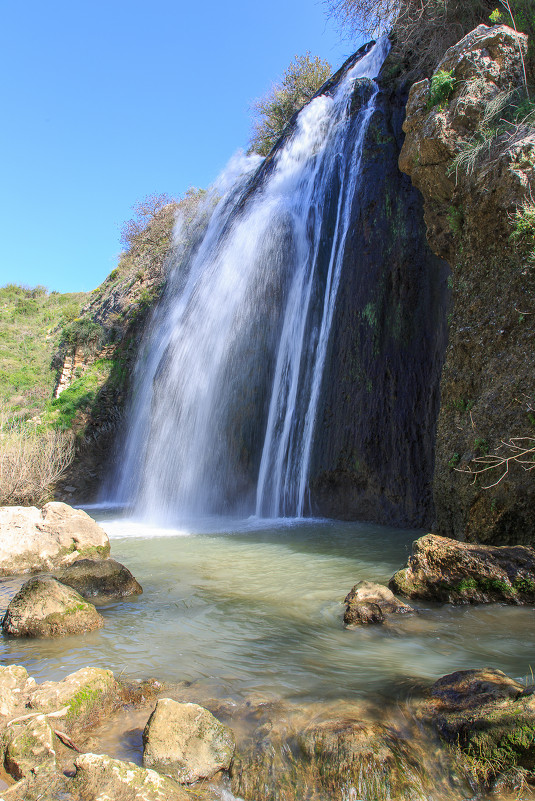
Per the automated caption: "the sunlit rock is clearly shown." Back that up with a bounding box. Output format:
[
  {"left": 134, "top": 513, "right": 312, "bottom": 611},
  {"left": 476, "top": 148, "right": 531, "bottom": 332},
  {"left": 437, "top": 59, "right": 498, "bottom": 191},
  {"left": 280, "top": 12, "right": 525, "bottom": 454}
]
[
  {"left": 0, "top": 502, "right": 110, "bottom": 575},
  {"left": 1, "top": 577, "right": 104, "bottom": 638},
  {"left": 142, "top": 698, "right": 235, "bottom": 783}
]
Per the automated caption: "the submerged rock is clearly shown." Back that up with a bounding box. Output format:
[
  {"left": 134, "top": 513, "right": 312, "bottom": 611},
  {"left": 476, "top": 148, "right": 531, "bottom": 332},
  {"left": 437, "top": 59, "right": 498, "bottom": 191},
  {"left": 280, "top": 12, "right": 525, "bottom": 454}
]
[
  {"left": 1, "top": 577, "right": 104, "bottom": 638},
  {"left": 344, "top": 580, "right": 415, "bottom": 625},
  {"left": 57, "top": 557, "right": 143, "bottom": 600},
  {"left": 417, "top": 668, "right": 535, "bottom": 790},
  {"left": 389, "top": 533, "right": 535, "bottom": 603},
  {"left": 142, "top": 698, "right": 235, "bottom": 784},
  {"left": 0, "top": 502, "right": 110, "bottom": 575},
  {"left": 72, "top": 752, "right": 190, "bottom": 801}
]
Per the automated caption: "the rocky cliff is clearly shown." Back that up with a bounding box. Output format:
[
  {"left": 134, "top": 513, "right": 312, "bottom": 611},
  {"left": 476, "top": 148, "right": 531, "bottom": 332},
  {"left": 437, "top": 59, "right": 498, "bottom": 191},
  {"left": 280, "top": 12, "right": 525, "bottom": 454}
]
[{"left": 399, "top": 24, "right": 535, "bottom": 544}]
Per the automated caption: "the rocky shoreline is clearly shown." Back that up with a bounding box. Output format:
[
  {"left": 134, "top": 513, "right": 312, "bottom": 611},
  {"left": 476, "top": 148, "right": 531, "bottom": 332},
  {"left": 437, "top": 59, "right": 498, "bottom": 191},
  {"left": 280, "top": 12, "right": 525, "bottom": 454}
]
[{"left": 0, "top": 504, "right": 535, "bottom": 798}]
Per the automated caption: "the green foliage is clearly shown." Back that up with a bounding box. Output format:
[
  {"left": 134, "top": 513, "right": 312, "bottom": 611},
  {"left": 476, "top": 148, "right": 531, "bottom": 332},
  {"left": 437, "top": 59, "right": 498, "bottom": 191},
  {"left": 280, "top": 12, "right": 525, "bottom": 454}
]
[
  {"left": 0, "top": 285, "right": 88, "bottom": 420},
  {"left": 61, "top": 319, "right": 105, "bottom": 353},
  {"left": 428, "top": 69, "right": 456, "bottom": 109},
  {"left": 447, "top": 205, "right": 463, "bottom": 235},
  {"left": 510, "top": 198, "right": 535, "bottom": 263},
  {"left": 249, "top": 53, "right": 332, "bottom": 157},
  {"left": 44, "top": 360, "right": 113, "bottom": 430},
  {"left": 448, "top": 453, "right": 461, "bottom": 468},
  {"left": 489, "top": 7, "right": 504, "bottom": 22},
  {"left": 474, "top": 437, "right": 490, "bottom": 455}
]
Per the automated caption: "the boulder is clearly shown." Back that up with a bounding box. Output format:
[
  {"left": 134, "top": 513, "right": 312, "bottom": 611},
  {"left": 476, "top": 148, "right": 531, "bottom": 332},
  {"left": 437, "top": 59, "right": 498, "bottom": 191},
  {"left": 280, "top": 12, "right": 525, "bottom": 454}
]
[
  {"left": 3, "top": 715, "right": 57, "bottom": 780},
  {"left": 416, "top": 668, "right": 535, "bottom": 789},
  {"left": 1, "top": 577, "right": 104, "bottom": 638},
  {"left": 343, "top": 580, "right": 415, "bottom": 626},
  {"left": 389, "top": 533, "right": 535, "bottom": 603},
  {"left": 29, "top": 666, "right": 120, "bottom": 731},
  {"left": 56, "top": 557, "right": 142, "bottom": 600},
  {"left": 0, "top": 502, "right": 110, "bottom": 575},
  {"left": 72, "top": 752, "right": 190, "bottom": 801},
  {"left": 142, "top": 698, "right": 235, "bottom": 783}
]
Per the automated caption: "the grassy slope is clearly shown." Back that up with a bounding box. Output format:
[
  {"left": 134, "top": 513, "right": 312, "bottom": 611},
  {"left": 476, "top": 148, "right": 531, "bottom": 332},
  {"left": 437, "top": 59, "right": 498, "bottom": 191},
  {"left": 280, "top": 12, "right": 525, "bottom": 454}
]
[{"left": 0, "top": 284, "right": 88, "bottom": 421}]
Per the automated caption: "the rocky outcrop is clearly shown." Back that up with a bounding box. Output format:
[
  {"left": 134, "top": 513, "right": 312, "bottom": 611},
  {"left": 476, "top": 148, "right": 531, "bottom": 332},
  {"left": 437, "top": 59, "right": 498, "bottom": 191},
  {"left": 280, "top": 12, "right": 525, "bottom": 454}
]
[
  {"left": 389, "top": 533, "right": 535, "bottom": 603},
  {"left": 142, "top": 699, "right": 235, "bottom": 784},
  {"left": 29, "top": 667, "right": 120, "bottom": 731},
  {"left": 72, "top": 752, "right": 190, "bottom": 801},
  {"left": 56, "top": 557, "right": 142, "bottom": 600},
  {"left": 2, "top": 577, "right": 104, "bottom": 637},
  {"left": 3, "top": 715, "right": 57, "bottom": 780},
  {"left": 0, "top": 502, "right": 110, "bottom": 575},
  {"left": 343, "top": 580, "right": 415, "bottom": 626},
  {"left": 399, "top": 24, "right": 535, "bottom": 544}
]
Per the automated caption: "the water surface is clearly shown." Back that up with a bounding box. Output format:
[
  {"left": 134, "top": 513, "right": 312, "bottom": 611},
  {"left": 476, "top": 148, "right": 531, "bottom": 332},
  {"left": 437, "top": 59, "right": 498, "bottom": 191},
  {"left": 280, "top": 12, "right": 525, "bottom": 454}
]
[{"left": 1, "top": 514, "right": 533, "bottom": 705}]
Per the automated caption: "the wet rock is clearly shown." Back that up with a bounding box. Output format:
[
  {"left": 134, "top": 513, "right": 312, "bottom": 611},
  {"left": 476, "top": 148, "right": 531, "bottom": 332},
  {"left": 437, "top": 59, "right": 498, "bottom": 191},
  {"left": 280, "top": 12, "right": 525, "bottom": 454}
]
[
  {"left": 3, "top": 715, "right": 57, "bottom": 780},
  {"left": 142, "top": 698, "right": 235, "bottom": 783},
  {"left": 344, "top": 580, "right": 415, "bottom": 625},
  {"left": 29, "top": 667, "right": 120, "bottom": 732},
  {"left": 1, "top": 576, "right": 104, "bottom": 637},
  {"left": 389, "top": 533, "right": 535, "bottom": 603},
  {"left": 417, "top": 668, "right": 535, "bottom": 789},
  {"left": 72, "top": 752, "right": 190, "bottom": 801},
  {"left": 0, "top": 769, "right": 71, "bottom": 801},
  {"left": 0, "top": 502, "right": 110, "bottom": 575},
  {"left": 57, "top": 557, "right": 143, "bottom": 601}
]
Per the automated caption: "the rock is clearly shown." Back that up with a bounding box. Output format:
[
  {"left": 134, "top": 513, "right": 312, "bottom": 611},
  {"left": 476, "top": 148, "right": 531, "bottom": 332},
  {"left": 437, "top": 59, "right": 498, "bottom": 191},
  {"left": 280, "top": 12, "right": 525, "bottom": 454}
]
[
  {"left": 0, "top": 502, "right": 110, "bottom": 575},
  {"left": 398, "top": 23, "right": 535, "bottom": 547},
  {"left": 0, "top": 665, "right": 36, "bottom": 719},
  {"left": 72, "top": 752, "right": 190, "bottom": 801},
  {"left": 29, "top": 667, "right": 120, "bottom": 731},
  {"left": 344, "top": 601, "right": 385, "bottom": 626},
  {"left": 389, "top": 533, "right": 535, "bottom": 603},
  {"left": 344, "top": 580, "right": 415, "bottom": 625},
  {"left": 57, "top": 557, "right": 143, "bottom": 600},
  {"left": 1, "top": 576, "right": 104, "bottom": 637},
  {"left": 417, "top": 668, "right": 535, "bottom": 789},
  {"left": 142, "top": 698, "right": 235, "bottom": 783},
  {"left": 3, "top": 715, "right": 57, "bottom": 780}
]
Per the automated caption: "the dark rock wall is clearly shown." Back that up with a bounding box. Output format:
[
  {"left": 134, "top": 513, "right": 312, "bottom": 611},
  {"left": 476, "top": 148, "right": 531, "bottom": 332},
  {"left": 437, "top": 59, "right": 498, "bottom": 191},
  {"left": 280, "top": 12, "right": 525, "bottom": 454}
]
[{"left": 309, "top": 83, "right": 450, "bottom": 527}]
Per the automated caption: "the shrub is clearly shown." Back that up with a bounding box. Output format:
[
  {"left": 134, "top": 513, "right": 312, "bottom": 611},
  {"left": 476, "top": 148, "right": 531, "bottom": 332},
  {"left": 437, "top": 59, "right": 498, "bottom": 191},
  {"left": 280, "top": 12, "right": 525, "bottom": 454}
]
[
  {"left": 0, "top": 419, "right": 75, "bottom": 506},
  {"left": 428, "top": 69, "right": 456, "bottom": 108},
  {"left": 249, "top": 53, "right": 332, "bottom": 156},
  {"left": 61, "top": 319, "right": 105, "bottom": 354}
]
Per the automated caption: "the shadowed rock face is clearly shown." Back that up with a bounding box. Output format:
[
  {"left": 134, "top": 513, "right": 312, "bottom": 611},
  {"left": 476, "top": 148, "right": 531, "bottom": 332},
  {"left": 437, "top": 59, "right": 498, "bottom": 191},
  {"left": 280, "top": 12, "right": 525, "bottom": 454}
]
[
  {"left": 57, "top": 557, "right": 142, "bottom": 601},
  {"left": 308, "top": 80, "right": 449, "bottom": 527}
]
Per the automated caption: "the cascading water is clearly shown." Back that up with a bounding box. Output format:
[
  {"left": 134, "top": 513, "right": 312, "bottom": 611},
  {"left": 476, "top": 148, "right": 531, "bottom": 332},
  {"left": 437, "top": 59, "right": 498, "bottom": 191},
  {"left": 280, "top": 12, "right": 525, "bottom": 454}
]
[{"left": 109, "top": 40, "right": 390, "bottom": 523}]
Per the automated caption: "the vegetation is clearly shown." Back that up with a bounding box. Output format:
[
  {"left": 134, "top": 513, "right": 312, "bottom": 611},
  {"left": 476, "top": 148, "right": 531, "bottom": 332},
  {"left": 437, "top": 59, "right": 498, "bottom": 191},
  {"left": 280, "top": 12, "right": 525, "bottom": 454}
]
[
  {"left": 0, "top": 284, "right": 88, "bottom": 421},
  {"left": 326, "top": 0, "right": 534, "bottom": 79},
  {"left": 0, "top": 418, "right": 74, "bottom": 506},
  {"left": 249, "top": 53, "right": 332, "bottom": 156},
  {"left": 427, "top": 69, "right": 456, "bottom": 109}
]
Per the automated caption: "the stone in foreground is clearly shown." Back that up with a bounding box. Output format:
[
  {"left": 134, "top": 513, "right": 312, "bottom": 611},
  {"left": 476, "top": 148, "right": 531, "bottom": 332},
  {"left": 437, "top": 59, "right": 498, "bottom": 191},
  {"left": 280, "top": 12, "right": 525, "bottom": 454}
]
[
  {"left": 1, "top": 577, "right": 104, "bottom": 637},
  {"left": 389, "top": 533, "right": 535, "bottom": 603},
  {"left": 0, "top": 502, "right": 110, "bottom": 575},
  {"left": 3, "top": 715, "right": 57, "bottom": 780},
  {"left": 29, "top": 666, "right": 119, "bottom": 731},
  {"left": 143, "top": 698, "right": 235, "bottom": 784},
  {"left": 72, "top": 752, "right": 190, "bottom": 801},
  {"left": 57, "top": 557, "right": 143, "bottom": 600},
  {"left": 344, "top": 580, "right": 415, "bottom": 626}
]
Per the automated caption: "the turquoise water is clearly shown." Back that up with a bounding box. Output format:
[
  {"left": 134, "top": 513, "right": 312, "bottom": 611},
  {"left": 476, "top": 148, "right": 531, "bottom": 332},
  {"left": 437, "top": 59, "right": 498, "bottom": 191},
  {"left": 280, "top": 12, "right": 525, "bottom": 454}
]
[{"left": 1, "top": 514, "right": 533, "bottom": 703}]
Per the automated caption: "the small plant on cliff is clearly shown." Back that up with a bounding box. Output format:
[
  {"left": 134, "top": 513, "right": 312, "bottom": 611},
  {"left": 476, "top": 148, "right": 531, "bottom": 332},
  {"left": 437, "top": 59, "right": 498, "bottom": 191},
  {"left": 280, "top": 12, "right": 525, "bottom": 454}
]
[
  {"left": 510, "top": 197, "right": 535, "bottom": 263},
  {"left": 428, "top": 69, "right": 456, "bottom": 109},
  {"left": 61, "top": 319, "right": 105, "bottom": 355},
  {"left": 248, "top": 53, "right": 332, "bottom": 156}
]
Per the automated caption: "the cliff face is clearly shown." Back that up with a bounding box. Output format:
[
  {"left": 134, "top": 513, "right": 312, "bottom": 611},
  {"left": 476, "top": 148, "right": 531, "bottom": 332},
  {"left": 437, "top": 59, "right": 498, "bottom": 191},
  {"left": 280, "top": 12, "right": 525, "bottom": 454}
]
[
  {"left": 308, "top": 80, "right": 449, "bottom": 527},
  {"left": 399, "top": 25, "right": 535, "bottom": 544}
]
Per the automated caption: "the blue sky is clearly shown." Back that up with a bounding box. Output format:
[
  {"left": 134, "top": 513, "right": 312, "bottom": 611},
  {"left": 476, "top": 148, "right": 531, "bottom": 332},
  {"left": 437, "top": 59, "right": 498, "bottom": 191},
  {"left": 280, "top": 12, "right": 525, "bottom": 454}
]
[{"left": 0, "top": 1, "right": 360, "bottom": 293}]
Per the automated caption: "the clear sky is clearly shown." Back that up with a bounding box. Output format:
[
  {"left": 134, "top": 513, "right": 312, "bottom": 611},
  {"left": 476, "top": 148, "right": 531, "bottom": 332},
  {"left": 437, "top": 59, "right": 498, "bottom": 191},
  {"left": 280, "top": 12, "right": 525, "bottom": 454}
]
[{"left": 0, "top": 0, "right": 361, "bottom": 293}]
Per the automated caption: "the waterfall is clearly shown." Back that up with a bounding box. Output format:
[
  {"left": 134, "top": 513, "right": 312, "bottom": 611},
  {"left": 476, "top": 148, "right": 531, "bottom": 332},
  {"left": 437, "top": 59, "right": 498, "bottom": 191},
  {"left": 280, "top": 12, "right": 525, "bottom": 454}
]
[{"left": 109, "top": 39, "right": 390, "bottom": 523}]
